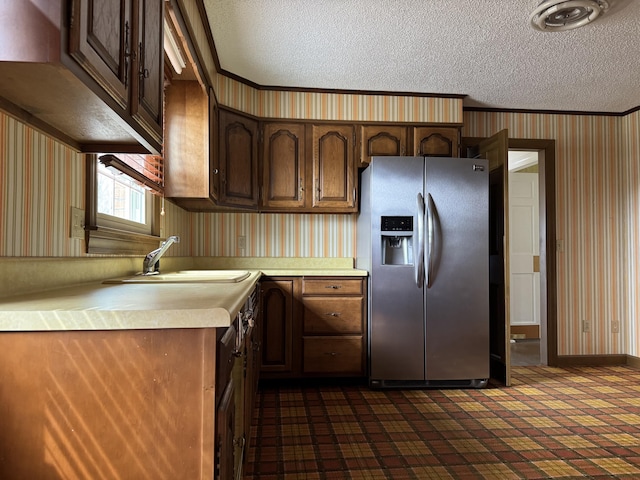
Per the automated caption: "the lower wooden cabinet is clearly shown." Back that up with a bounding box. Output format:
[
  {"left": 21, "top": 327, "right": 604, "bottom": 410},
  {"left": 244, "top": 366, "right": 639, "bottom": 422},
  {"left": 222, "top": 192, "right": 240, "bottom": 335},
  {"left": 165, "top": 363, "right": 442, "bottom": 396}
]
[{"left": 260, "top": 276, "right": 367, "bottom": 379}]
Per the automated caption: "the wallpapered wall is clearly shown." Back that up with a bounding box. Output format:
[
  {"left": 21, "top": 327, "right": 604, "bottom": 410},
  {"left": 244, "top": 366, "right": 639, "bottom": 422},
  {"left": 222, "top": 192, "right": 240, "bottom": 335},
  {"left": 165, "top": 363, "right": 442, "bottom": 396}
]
[
  {"left": 463, "top": 111, "right": 638, "bottom": 357},
  {"left": 2, "top": 93, "right": 640, "bottom": 357},
  {"left": 621, "top": 110, "right": 640, "bottom": 358}
]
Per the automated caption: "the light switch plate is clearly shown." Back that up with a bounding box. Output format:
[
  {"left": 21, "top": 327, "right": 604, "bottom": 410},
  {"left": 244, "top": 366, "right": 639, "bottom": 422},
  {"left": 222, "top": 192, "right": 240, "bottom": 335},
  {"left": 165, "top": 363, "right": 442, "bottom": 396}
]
[{"left": 70, "top": 207, "right": 85, "bottom": 239}]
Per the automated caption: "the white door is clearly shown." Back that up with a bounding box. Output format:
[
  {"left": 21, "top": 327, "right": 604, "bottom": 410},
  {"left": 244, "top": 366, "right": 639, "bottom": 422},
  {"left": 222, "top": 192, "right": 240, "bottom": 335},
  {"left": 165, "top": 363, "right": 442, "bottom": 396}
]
[{"left": 509, "top": 172, "right": 540, "bottom": 331}]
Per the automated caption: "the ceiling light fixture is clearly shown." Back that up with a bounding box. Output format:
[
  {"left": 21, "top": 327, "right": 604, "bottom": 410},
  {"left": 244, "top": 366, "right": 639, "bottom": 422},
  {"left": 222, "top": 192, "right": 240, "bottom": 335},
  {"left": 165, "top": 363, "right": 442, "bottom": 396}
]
[{"left": 529, "top": 0, "right": 609, "bottom": 31}]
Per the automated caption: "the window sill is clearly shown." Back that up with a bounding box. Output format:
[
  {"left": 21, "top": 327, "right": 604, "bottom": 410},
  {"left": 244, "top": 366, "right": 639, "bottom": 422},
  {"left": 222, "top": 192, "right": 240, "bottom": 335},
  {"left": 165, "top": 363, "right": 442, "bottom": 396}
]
[{"left": 86, "top": 226, "right": 161, "bottom": 255}]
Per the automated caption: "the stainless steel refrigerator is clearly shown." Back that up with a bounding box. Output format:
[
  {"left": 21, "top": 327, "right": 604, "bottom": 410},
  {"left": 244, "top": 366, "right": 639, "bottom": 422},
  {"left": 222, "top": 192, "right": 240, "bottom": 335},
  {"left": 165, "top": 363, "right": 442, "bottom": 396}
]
[{"left": 357, "top": 156, "right": 489, "bottom": 388}]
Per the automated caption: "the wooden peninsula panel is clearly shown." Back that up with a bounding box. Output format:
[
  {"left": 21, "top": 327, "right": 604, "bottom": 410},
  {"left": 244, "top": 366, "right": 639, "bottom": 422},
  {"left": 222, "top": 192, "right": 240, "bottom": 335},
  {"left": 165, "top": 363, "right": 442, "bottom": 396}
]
[{"left": 0, "top": 328, "right": 217, "bottom": 479}]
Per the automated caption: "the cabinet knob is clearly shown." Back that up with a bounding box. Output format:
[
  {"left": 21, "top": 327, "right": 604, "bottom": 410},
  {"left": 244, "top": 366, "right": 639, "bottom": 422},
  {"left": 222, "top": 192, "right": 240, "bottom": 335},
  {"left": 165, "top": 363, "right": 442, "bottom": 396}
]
[{"left": 325, "top": 312, "right": 341, "bottom": 317}]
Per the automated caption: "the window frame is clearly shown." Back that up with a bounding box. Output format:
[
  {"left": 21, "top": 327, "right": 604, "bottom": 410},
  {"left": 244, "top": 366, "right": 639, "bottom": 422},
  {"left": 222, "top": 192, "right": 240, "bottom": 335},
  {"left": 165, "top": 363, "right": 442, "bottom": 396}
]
[{"left": 85, "top": 154, "right": 162, "bottom": 255}]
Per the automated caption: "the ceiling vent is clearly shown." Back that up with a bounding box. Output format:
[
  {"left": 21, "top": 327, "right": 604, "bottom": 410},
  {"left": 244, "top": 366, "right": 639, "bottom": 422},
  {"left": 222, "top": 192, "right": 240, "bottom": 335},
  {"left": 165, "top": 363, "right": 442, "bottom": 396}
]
[{"left": 530, "top": 0, "right": 609, "bottom": 31}]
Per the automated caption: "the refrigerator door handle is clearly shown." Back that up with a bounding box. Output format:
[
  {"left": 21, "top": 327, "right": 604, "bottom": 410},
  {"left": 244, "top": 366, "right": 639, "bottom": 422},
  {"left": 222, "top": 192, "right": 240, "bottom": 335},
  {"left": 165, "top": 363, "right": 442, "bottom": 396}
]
[
  {"left": 416, "top": 193, "right": 425, "bottom": 288},
  {"left": 426, "top": 193, "right": 436, "bottom": 288}
]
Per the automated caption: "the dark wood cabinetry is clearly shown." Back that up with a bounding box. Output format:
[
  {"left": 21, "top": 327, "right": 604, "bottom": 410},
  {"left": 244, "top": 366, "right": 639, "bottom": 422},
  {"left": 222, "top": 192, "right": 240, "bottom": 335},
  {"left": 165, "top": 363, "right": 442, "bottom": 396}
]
[
  {"left": 360, "top": 125, "right": 460, "bottom": 166},
  {"left": 260, "top": 279, "right": 297, "bottom": 376},
  {"left": 301, "top": 278, "right": 365, "bottom": 376},
  {"left": 260, "top": 276, "right": 366, "bottom": 379},
  {"left": 0, "top": 0, "right": 164, "bottom": 153},
  {"left": 311, "top": 124, "right": 357, "bottom": 211},
  {"left": 166, "top": 105, "right": 459, "bottom": 213},
  {"left": 260, "top": 122, "right": 357, "bottom": 212},
  {"left": 262, "top": 123, "right": 307, "bottom": 209},
  {"left": 413, "top": 126, "right": 459, "bottom": 157},
  {"left": 69, "top": 0, "right": 164, "bottom": 139},
  {"left": 359, "top": 125, "right": 408, "bottom": 166},
  {"left": 130, "top": 0, "right": 164, "bottom": 139},
  {"left": 219, "top": 110, "right": 260, "bottom": 209},
  {"left": 215, "top": 324, "right": 237, "bottom": 480}
]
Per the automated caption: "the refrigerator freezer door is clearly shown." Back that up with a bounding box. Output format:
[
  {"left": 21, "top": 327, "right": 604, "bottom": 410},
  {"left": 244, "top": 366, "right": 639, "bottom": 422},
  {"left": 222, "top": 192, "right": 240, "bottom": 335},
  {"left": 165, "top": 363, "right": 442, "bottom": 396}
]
[
  {"left": 369, "top": 157, "right": 426, "bottom": 382},
  {"left": 424, "top": 157, "right": 489, "bottom": 381}
]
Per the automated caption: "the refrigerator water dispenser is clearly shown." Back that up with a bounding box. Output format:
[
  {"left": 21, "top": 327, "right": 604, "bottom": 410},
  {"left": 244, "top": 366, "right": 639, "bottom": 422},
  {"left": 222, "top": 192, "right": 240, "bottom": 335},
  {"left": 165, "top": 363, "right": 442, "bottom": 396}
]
[
  {"left": 381, "top": 235, "right": 413, "bottom": 265},
  {"left": 381, "top": 216, "right": 414, "bottom": 265}
]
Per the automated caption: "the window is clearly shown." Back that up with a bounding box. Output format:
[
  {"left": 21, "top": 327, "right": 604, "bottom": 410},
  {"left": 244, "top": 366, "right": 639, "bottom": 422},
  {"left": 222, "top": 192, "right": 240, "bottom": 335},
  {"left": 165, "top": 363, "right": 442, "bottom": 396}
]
[
  {"left": 85, "top": 154, "right": 163, "bottom": 255},
  {"left": 97, "top": 160, "right": 151, "bottom": 234}
]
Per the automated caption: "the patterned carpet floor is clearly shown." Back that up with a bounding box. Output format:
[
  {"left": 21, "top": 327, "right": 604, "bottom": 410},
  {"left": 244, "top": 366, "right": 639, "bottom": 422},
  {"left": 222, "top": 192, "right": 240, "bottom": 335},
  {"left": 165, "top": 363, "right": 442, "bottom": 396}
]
[{"left": 244, "top": 365, "right": 640, "bottom": 479}]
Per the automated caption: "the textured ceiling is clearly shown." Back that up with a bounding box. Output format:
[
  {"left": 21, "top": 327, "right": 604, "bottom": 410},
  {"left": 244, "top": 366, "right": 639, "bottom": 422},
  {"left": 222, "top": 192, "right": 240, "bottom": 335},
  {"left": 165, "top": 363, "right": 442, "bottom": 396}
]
[{"left": 203, "top": 0, "right": 640, "bottom": 114}]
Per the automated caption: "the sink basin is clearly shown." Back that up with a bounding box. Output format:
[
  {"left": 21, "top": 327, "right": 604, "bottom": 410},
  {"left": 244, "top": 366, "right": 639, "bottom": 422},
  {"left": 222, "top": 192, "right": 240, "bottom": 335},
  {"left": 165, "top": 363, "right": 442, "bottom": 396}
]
[{"left": 104, "top": 270, "right": 251, "bottom": 284}]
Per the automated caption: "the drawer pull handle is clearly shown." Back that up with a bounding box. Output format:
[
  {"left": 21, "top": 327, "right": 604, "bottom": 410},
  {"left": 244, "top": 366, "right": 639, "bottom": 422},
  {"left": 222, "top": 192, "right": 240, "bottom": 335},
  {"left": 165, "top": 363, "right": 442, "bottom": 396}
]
[
  {"left": 325, "top": 312, "right": 341, "bottom": 317},
  {"left": 325, "top": 285, "right": 342, "bottom": 289},
  {"left": 325, "top": 352, "right": 338, "bottom": 356}
]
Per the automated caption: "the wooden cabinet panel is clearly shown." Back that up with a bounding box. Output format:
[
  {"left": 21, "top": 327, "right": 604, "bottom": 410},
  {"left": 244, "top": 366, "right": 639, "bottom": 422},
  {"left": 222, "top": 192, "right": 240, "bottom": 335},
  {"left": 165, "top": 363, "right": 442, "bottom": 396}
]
[
  {"left": 311, "top": 124, "right": 356, "bottom": 211},
  {"left": 302, "top": 278, "right": 364, "bottom": 296},
  {"left": 260, "top": 279, "right": 296, "bottom": 374},
  {"left": 216, "top": 379, "right": 236, "bottom": 480},
  {"left": 262, "top": 123, "right": 306, "bottom": 209},
  {"left": 303, "top": 297, "right": 363, "bottom": 334},
  {"left": 303, "top": 336, "right": 364, "bottom": 374},
  {"left": 219, "top": 110, "right": 259, "bottom": 208},
  {"left": 69, "top": 0, "right": 131, "bottom": 109},
  {"left": 0, "top": 329, "right": 217, "bottom": 479},
  {"left": 360, "top": 125, "right": 407, "bottom": 166},
  {"left": 216, "top": 325, "right": 237, "bottom": 407},
  {"left": 413, "top": 126, "right": 460, "bottom": 157},
  {"left": 130, "top": 0, "right": 164, "bottom": 138}
]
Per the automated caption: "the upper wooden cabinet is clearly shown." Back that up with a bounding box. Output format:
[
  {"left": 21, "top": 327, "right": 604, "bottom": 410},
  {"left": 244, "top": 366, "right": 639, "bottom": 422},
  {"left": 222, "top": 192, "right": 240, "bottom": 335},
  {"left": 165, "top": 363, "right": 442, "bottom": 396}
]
[
  {"left": 262, "top": 123, "right": 306, "bottom": 210},
  {"left": 413, "top": 126, "right": 459, "bottom": 157},
  {"left": 218, "top": 110, "right": 260, "bottom": 209},
  {"left": 310, "top": 124, "right": 357, "bottom": 212},
  {"left": 360, "top": 125, "right": 460, "bottom": 165},
  {"left": 359, "top": 125, "right": 408, "bottom": 166},
  {"left": 0, "top": 0, "right": 164, "bottom": 154},
  {"left": 164, "top": 81, "right": 219, "bottom": 210},
  {"left": 130, "top": 0, "right": 164, "bottom": 139},
  {"left": 69, "top": 0, "right": 164, "bottom": 141}
]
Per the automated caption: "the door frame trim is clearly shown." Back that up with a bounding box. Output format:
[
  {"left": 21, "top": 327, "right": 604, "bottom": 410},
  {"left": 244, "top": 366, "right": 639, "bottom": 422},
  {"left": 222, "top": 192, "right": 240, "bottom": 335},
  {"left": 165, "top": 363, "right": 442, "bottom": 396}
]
[{"left": 462, "top": 137, "right": 557, "bottom": 366}]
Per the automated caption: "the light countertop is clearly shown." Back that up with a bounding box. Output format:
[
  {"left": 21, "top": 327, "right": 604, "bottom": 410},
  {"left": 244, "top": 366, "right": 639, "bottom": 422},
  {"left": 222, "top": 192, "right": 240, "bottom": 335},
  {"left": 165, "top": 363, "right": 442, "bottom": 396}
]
[{"left": 0, "top": 264, "right": 367, "bottom": 332}]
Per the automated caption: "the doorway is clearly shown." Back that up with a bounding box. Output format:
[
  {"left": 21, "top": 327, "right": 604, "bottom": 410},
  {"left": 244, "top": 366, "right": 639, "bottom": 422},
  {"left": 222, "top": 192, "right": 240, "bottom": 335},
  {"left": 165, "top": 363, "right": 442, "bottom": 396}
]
[
  {"left": 462, "top": 136, "right": 558, "bottom": 371},
  {"left": 508, "top": 150, "right": 541, "bottom": 366}
]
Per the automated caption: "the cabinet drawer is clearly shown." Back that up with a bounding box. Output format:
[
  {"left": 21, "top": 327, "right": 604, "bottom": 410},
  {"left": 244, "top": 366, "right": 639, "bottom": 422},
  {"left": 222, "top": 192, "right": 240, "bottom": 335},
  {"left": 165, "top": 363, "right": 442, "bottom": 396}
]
[
  {"left": 303, "top": 336, "right": 363, "bottom": 374},
  {"left": 303, "top": 297, "right": 363, "bottom": 334},
  {"left": 302, "top": 278, "right": 363, "bottom": 296}
]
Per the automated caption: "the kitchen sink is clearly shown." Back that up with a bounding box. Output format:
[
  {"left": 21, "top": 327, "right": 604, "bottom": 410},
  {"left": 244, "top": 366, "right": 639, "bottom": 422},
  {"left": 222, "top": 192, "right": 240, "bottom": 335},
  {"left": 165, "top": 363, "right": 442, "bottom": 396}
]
[{"left": 103, "top": 270, "right": 251, "bottom": 284}]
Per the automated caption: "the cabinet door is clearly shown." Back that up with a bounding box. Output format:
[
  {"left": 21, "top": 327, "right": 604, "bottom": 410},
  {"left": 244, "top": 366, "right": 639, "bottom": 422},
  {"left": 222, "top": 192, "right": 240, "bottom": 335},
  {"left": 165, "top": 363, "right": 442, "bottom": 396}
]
[
  {"left": 216, "top": 379, "right": 236, "bottom": 480},
  {"left": 413, "top": 126, "right": 460, "bottom": 157},
  {"left": 360, "top": 125, "right": 407, "bottom": 166},
  {"left": 68, "top": 0, "right": 131, "bottom": 110},
  {"left": 260, "top": 279, "right": 296, "bottom": 375},
  {"left": 130, "top": 0, "right": 164, "bottom": 139},
  {"left": 210, "top": 94, "right": 220, "bottom": 202},
  {"left": 219, "top": 110, "right": 259, "bottom": 208},
  {"left": 262, "top": 123, "right": 306, "bottom": 209},
  {"left": 311, "top": 124, "right": 356, "bottom": 211}
]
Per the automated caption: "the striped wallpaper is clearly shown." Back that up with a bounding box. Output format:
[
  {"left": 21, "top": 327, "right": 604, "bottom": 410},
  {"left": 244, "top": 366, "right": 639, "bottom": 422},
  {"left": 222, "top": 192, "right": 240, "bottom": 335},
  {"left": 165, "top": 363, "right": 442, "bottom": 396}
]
[
  {"left": 214, "top": 74, "right": 463, "bottom": 123},
  {"left": 2, "top": 92, "right": 640, "bottom": 358},
  {"left": 621, "top": 110, "right": 640, "bottom": 358},
  {"left": 0, "top": 112, "right": 85, "bottom": 257},
  {"left": 464, "top": 111, "right": 635, "bottom": 357}
]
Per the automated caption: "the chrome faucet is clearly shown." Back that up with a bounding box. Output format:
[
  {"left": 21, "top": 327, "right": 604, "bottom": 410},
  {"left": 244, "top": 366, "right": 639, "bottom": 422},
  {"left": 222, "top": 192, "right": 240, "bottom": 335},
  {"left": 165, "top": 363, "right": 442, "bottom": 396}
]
[{"left": 142, "top": 235, "right": 180, "bottom": 275}]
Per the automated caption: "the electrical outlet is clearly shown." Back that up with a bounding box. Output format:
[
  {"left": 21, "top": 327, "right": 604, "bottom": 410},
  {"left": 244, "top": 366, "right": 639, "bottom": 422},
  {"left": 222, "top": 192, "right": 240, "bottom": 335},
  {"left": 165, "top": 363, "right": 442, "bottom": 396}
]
[
  {"left": 612, "top": 321, "right": 620, "bottom": 334},
  {"left": 556, "top": 240, "right": 564, "bottom": 252},
  {"left": 582, "top": 320, "right": 590, "bottom": 333},
  {"left": 237, "top": 235, "right": 246, "bottom": 250},
  {"left": 70, "top": 207, "right": 85, "bottom": 239}
]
